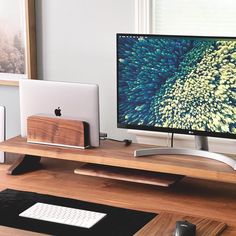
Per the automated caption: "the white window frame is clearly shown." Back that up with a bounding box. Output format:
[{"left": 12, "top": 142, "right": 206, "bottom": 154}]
[
  {"left": 136, "top": 0, "right": 236, "bottom": 36},
  {"left": 135, "top": 0, "right": 153, "bottom": 33}
]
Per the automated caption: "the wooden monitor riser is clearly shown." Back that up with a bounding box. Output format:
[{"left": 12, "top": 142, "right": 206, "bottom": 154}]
[{"left": 0, "top": 136, "right": 236, "bottom": 185}]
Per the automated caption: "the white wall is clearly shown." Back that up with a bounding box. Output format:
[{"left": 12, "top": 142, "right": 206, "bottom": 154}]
[
  {"left": 0, "top": 86, "right": 20, "bottom": 138},
  {"left": 0, "top": 0, "right": 135, "bottom": 140}
]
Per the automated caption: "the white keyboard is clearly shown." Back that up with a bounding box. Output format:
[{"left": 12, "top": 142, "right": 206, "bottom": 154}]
[{"left": 19, "top": 202, "right": 107, "bottom": 229}]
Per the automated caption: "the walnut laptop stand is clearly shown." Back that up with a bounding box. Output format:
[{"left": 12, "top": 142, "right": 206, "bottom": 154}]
[{"left": 27, "top": 115, "right": 90, "bottom": 149}]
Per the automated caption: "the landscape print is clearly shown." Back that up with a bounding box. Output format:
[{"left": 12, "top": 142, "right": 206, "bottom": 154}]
[
  {"left": 118, "top": 35, "right": 236, "bottom": 134},
  {"left": 0, "top": 0, "right": 25, "bottom": 75}
]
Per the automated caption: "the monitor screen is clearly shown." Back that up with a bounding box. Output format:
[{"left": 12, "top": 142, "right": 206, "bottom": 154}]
[{"left": 117, "top": 34, "right": 236, "bottom": 139}]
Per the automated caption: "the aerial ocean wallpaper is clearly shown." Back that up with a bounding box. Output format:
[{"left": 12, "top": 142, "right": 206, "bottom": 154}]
[{"left": 117, "top": 35, "right": 236, "bottom": 134}]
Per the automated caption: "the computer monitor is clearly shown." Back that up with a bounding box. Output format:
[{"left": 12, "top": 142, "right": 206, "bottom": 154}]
[
  {"left": 19, "top": 80, "right": 100, "bottom": 147},
  {"left": 117, "top": 33, "right": 236, "bottom": 169},
  {"left": 117, "top": 33, "right": 236, "bottom": 139}
]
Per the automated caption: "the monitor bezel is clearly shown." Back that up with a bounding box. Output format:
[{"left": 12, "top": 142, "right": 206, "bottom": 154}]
[{"left": 116, "top": 33, "right": 236, "bottom": 140}]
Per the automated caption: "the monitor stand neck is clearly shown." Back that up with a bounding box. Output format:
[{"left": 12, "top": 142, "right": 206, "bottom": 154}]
[
  {"left": 195, "top": 136, "right": 208, "bottom": 151},
  {"left": 134, "top": 135, "right": 236, "bottom": 171}
]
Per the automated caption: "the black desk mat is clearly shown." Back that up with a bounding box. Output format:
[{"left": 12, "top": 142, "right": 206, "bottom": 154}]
[{"left": 0, "top": 189, "right": 157, "bottom": 236}]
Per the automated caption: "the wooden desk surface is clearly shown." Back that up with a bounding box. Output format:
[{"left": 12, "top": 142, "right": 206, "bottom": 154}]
[
  {"left": 0, "top": 136, "right": 236, "bottom": 184},
  {"left": 0, "top": 157, "right": 235, "bottom": 235}
]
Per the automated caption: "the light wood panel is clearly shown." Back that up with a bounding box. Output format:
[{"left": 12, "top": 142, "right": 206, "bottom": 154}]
[
  {"left": 0, "top": 136, "right": 236, "bottom": 184},
  {"left": 0, "top": 158, "right": 234, "bottom": 235},
  {"left": 25, "top": 0, "right": 37, "bottom": 80},
  {"left": 0, "top": 80, "right": 19, "bottom": 87}
]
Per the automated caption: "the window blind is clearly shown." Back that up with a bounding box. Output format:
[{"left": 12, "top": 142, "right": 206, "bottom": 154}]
[{"left": 152, "top": 0, "right": 236, "bottom": 36}]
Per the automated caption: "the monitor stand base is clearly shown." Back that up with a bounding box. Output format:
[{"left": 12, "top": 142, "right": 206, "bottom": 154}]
[{"left": 135, "top": 136, "right": 236, "bottom": 171}]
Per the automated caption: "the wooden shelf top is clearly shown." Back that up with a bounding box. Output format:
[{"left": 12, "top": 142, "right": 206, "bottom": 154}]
[{"left": 1, "top": 136, "right": 236, "bottom": 183}]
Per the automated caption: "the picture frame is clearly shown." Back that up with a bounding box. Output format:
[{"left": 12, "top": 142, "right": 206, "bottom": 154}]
[{"left": 0, "top": 0, "right": 37, "bottom": 86}]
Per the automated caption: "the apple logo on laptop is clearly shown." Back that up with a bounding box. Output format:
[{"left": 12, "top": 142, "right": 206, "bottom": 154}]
[{"left": 54, "top": 107, "right": 62, "bottom": 116}]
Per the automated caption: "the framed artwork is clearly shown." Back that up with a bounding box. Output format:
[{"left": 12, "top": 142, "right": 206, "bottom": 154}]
[{"left": 0, "top": 0, "right": 37, "bottom": 86}]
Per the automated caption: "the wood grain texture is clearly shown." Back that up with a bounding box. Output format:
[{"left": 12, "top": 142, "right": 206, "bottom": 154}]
[
  {"left": 25, "top": 0, "right": 37, "bottom": 80},
  {"left": 75, "top": 164, "right": 184, "bottom": 187},
  {"left": 0, "top": 157, "right": 234, "bottom": 235},
  {"left": 27, "top": 116, "right": 89, "bottom": 148},
  {"left": 0, "top": 158, "right": 233, "bottom": 235},
  {"left": 0, "top": 136, "right": 236, "bottom": 184},
  {"left": 135, "top": 212, "right": 227, "bottom": 236}
]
